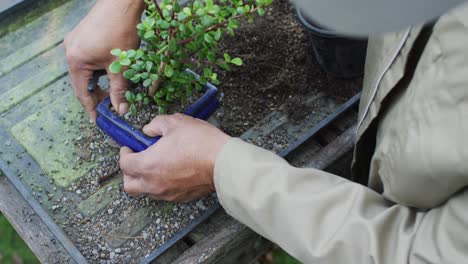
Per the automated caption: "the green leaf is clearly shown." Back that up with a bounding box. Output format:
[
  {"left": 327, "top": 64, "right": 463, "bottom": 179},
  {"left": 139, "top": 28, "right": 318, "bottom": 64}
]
[
  {"left": 160, "top": 20, "right": 170, "bottom": 29},
  {"left": 178, "top": 12, "right": 189, "bottom": 21},
  {"left": 158, "top": 106, "right": 166, "bottom": 114},
  {"left": 145, "top": 17, "right": 156, "bottom": 28},
  {"left": 257, "top": 7, "right": 265, "bottom": 16},
  {"left": 127, "top": 50, "right": 136, "bottom": 58},
  {"left": 208, "top": 5, "right": 220, "bottom": 14},
  {"left": 162, "top": 8, "right": 170, "bottom": 18},
  {"left": 136, "top": 93, "right": 144, "bottom": 102},
  {"left": 109, "top": 61, "right": 122, "bottom": 74},
  {"left": 119, "top": 51, "right": 128, "bottom": 59},
  {"left": 236, "top": 6, "right": 245, "bottom": 15},
  {"left": 207, "top": 52, "right": 216, "bottom": 63},
  {"left": 143, "top": 78, "right": 153, "bottom": 87},
  {"left": 204, "top": 33, "right": 214, "bottom": 44},
  {"left": 143, "top": 97, "right": 150, "bottom": 105},
  {"left": 195, "top": 83, "right": 203, "bottom": 91},
  {"left": 223, "top": 53, "right": 231, "bottom": 62},
  {"left": 110, "top": 49, "right": 122, "bottom": 56},
  {"left": 214, "top": 29, "right": 222, "bottom": 41},
  {"left": 146, "top": 61, "right": 154, "bottom": 72},
  {"left": 144, "top": 30, "right": 155, "bottom": 39},
  {"left": 231, "top": 57, "right": 243, "bottom": 66},
  {"left": 125, "top": 91, "right": 135, "bottom": 103},
  {"left": 204, "top": 67, "right": 212, "bottom": 78},
  {"left": 168, "top": 39, "right": 177, "bottom": 53},
  {"left": 130, "top": 104, "right": 137, "bottom": 116},
  {"left": 135, "top": 49, "right": 144, "bottom": 60},
  {"left": 186, "top": 87, "right": 193, "bottom": 96},
  {"left": 179, "top": 23, "right": 187, "bottom": 31},
  {"left": 183, "top": 7, "right": 191, "bottom": 15},
  {"left": 130, "top": 75, "right": 141, "bottom": 84},
  {"left": 156, "top": 90, "right": 166, "bottom": 98},
  {"left": 120, "top": 58, "right": 131, "bottom": 66},
  {"left": 123, "top": 69, "right": 135, "bottom": 79},
  {"left": 150, "top": 74, "right": 159, "bottom": 81},
  {"left": 164, "top": 65, "right": 174, "bottom": 77},
  {"left": 199, "top": 76, "right": 207, "bottom": 85}
]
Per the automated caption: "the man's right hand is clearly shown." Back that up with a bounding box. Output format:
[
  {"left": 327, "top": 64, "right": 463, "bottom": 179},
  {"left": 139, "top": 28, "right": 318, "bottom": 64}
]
[{"left": 64, "top": 0, "right": 145, "bottom": 120}]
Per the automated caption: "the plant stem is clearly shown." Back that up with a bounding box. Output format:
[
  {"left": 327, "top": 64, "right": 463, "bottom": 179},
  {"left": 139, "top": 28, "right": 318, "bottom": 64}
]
[
  {"left": 152, "top": 0, "right": 164, "bottom": 18},
  {"left": 177, "top": 7, "right": 258, "bottom": 45},
  {"left": 171, "top": 0, "right": 175, "bottom": 20},
  {"left": 149, "top": 1, "right": 177, "bottom": 97},
  {"left": 149, "top": 61, "right": 166, "bottom": 96}
]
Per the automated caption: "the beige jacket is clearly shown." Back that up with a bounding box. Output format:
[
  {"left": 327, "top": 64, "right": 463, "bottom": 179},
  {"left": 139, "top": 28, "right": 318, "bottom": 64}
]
[{"left": 214, "top": 3, "right": 468, "bottom": 264}]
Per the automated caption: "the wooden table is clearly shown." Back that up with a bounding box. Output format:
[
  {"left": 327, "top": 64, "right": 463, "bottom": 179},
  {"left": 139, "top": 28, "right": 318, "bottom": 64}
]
[
  {"left": 0, "top": 111, "right": 357, "bottom": 264},
  {"left": 0, "top": 0, "right": 359, "bottom": 263}
]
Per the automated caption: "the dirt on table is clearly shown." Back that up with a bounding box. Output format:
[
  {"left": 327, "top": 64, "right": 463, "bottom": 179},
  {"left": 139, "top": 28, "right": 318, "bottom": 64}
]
[
  {"left": 216, "top": 0, "right": 361, "bottom": 136},
  {"left": 61, "top": 0, "right": 362, "bottom": 263}
]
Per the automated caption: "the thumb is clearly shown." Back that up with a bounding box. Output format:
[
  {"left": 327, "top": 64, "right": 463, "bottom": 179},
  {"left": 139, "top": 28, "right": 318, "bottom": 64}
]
[
  {"left": 107, "top": 71, "right": 129, "bottom": 115},
  {"left": 142, "top": 115, "right": 176, "bottom": 137},
  {"left": 119, "top": 146, "right": 140, "bottom": 177}
]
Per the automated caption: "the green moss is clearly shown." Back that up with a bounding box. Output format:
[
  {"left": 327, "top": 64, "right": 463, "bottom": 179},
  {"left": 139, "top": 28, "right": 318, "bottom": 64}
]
[
  {"left": 0, "top": 214, "right": 39, "bottom": 264},
  {"left": 0, "top": 0, "right": 69, "bottom": 38}
]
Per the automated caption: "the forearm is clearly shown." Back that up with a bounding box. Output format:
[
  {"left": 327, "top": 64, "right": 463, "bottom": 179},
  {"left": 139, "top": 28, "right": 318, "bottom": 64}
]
[
  {"left": 214, "top": 138, "right": 468, "bottom": 263},
  {"left": 91, "top": 0, "right": 146, "bottom": 26}
]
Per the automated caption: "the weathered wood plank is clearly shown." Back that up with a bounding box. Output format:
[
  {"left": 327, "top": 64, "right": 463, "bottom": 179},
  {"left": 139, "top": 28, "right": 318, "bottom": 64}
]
[
  {"left": 176, "top": 118, "right": 357, "bottom": 264},
  {"left": 153, "top": 240, "right": 190, "bottom": 264},
  {"left": 0, "top": 0, "right": 95, "bottom": 62},
  {"left": 174, "top": 211, "right": 270, "bottom": 264},
  {"left": 0, "top": 173, "right": 73, "bottom": 264},
  {"left": 304, "top": 124, "right": 356, "bottom": 170}
]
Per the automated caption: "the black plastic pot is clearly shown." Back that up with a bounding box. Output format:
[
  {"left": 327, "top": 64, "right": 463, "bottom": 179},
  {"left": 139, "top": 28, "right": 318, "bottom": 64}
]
[{"left": 296, "top": 8, "right": 368, "bottom": 78}]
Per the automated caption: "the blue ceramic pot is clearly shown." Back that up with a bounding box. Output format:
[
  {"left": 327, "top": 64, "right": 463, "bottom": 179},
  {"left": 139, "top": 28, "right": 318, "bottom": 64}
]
[{"left": 95, "top": 69, "right": 221, "bottom": 152}]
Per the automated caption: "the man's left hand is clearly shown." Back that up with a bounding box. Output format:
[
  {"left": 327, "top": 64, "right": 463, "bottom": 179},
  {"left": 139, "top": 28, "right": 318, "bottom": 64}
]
[{"left": 119, "top": 114, "right": 231, "bottom": 202}]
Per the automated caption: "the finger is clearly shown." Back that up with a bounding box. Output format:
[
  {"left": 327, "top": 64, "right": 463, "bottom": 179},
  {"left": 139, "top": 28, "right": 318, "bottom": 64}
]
[
  {"left": 69, "top": 66, "right": 99, "bottom": 120},
  {"left": 95, "top": 84, "right": 109, "bottom": 102},
  {"left": 119, "top": 146, "right": 143, "bottom": 177},
  {"left": 107, "top": 71, "right": 129, "bottom": 115},
  {"left": 142, "top": 114, "right": 182, "bottom": 137},
  {"left": 123, "top": 174, "right": 146, "bottom": 196}
]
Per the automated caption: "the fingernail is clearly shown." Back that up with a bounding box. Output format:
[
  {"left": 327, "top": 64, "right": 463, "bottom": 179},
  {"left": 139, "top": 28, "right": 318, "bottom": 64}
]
[{"left": 119, "top": 102, "right": 129, "bottom": 115}]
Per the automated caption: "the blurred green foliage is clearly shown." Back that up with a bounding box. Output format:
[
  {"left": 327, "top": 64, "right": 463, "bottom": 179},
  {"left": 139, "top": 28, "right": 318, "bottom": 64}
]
[
  {"left": 260, "top": 247, "right": 301, "bottom": 264},
  {"left": 271, "top": 248, "right": 301, "bottom": 264},
  {"left": 0, "top": 214, "right": 39, "bottom": 264}
]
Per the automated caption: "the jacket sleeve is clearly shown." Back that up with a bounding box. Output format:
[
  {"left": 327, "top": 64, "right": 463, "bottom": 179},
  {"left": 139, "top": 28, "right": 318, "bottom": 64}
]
[{"left": 214, "top": 138, "right": 468, "bottom": 264}]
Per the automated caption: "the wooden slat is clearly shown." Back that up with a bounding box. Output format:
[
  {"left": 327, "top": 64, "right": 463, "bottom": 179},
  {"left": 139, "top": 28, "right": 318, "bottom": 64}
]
[
  {"left": 305, "top": 124, "right": 356, "bottom": 170},
  {"left": 175, "top": 120, "right": 357, "bottom": 264},
  {"left": 174, "top": 211, "right": 270, "bottom": 264},
  {"left": 0, "top": 0, "right": 95, "bottom": 70},
  {"left": 0, "top": 174, "right": 73, "bottom": 264}
]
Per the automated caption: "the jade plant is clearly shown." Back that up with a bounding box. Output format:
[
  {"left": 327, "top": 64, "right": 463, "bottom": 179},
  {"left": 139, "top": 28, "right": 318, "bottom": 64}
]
[{"left": 109, "top": 0, "right": 272, "bottom": 115}]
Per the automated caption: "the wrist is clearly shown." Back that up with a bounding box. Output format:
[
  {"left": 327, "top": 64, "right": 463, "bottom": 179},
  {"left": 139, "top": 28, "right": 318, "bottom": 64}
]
[
  {"left": 96, "top": 0, "right": 146, "bottom": 17},
  {"left": 206, "top": 133, "right": 231, "bottom": 191}
]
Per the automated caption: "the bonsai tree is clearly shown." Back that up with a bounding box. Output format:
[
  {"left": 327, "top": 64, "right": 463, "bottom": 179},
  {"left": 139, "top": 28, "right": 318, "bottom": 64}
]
[{"left": 109, "top": 0, "right": 272, "bottom": 115}]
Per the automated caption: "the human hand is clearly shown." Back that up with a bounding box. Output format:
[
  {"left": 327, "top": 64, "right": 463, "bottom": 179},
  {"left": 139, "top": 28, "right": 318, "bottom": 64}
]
[
  {"left": 64, "top": 0, "right": 145, "bottom": 120},
  {"left": 119, "top": 114, "right": 231, "bottom": 202}
]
